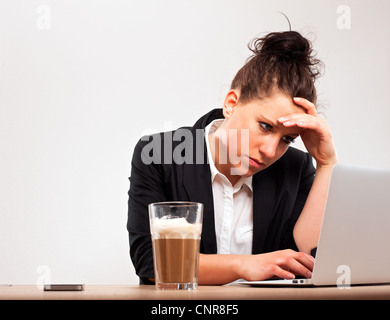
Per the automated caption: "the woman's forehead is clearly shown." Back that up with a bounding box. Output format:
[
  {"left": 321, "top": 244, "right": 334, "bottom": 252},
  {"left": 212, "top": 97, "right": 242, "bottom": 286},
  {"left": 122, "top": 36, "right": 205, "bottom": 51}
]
[{"left": 242, "top": 94, "right": 306, "bottom": 117}]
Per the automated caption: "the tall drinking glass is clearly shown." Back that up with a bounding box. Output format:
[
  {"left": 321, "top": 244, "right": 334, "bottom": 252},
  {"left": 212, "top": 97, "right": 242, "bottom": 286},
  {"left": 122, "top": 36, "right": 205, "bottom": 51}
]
[{"left": 148, "top": 201, "right": 203, "bottom": 290}]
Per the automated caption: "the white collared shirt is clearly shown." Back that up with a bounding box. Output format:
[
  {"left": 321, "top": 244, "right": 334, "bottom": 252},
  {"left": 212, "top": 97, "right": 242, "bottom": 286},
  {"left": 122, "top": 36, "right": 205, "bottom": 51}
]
[{"left": 205, "top": 119, "right": 253, "bottom": 255}]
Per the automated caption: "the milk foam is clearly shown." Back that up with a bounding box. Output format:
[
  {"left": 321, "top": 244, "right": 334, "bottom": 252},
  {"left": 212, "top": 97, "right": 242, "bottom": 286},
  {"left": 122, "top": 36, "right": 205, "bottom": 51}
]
[{"left": 151, "top": 217, "right": 202, "bottom": 239}]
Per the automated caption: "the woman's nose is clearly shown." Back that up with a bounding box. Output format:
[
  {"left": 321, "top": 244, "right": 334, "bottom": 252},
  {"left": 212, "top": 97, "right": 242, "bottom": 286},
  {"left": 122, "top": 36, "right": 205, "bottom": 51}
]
[{"left": 259, "top": 136, "right": 279, "bottom": 160}]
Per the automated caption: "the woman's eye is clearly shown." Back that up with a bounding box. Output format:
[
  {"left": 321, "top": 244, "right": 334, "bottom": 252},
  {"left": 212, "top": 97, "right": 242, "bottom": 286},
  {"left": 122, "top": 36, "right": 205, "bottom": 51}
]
[
  {"left": 282, "top": 136, "right": 296, "bottom": 144},
  {"left": 259, "top": 122, "right": 272, "bottom": 132}
]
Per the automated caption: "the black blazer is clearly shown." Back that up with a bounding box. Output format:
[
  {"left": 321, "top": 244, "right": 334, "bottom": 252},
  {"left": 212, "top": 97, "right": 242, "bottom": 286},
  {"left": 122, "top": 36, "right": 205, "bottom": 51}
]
[{"left": 127, "top": 109, "right": 315, "bottom": 284}]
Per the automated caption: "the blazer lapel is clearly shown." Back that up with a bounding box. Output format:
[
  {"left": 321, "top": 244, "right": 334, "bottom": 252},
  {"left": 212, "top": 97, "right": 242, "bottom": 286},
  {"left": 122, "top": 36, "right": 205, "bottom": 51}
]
[
  {"left": 181, "top": 123, "right": 217, "bottom": 254},
  {"left": 180, "top": 109, "right": 223, "bottom": 254}
]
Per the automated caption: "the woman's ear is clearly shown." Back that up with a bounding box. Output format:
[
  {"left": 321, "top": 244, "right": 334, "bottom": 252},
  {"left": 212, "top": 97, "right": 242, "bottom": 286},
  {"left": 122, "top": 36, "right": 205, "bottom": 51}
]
[{"left": 222, "top": 90, "right": 240, "bottom": 119}]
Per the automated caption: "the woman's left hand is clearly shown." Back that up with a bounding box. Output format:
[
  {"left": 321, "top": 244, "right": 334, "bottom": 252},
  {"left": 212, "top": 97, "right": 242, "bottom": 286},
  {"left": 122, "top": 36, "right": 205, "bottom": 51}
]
[{"left": 278, "top": 97, "right": 337, "bottom": 169}]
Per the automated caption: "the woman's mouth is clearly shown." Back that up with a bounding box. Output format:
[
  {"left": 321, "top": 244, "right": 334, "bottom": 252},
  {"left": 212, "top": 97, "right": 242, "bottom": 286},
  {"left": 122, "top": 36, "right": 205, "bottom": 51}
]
[{"left": 248, "top": 157, "right": 265, "bottom": 169}]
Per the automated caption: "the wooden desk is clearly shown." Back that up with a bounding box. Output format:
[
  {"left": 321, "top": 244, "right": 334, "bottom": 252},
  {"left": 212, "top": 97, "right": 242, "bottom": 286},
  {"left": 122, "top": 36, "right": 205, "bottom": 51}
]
[{"left": 1, "top": 284, "right": 390, "bottom": 300}]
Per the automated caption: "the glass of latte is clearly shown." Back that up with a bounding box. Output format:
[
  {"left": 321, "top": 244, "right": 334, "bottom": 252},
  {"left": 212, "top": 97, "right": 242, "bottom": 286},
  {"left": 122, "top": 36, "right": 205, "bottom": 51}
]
[{"left": 148, "top": 202, "right": 203, "bottom": 290}]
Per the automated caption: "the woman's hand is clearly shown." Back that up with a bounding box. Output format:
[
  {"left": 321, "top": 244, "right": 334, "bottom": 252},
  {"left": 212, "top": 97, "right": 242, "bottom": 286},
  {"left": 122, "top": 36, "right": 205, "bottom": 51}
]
[
  {"left": 233, "top": 249, "right": 315, "bottom": 281},
  {"left": 199, "top": 249, "right": 315, "bottom": 284},
  {"left": 278, "top": 97, "right": 337, "bottom": 169}
]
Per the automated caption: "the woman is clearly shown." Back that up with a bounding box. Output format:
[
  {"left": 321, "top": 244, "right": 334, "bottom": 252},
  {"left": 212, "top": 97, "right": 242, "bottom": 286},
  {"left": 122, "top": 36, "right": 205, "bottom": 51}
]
[{"left": 127, "top": 31, "right": 337, "bottom": 285}]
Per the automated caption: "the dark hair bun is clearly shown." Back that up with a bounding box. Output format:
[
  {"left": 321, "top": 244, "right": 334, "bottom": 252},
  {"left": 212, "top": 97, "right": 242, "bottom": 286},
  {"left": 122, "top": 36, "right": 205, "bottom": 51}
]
[
  {"left": 231, "top": 30, "right": 323, "bottom": 104},
  {"left": 249, "top": 31, "right": 321, "bottom": 78}
]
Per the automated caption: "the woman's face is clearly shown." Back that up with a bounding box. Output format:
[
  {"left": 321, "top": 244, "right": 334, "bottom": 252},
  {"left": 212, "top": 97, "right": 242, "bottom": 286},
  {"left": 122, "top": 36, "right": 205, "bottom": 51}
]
[{"left": 215, "top": 91, "right": 306, "bottom": 178}]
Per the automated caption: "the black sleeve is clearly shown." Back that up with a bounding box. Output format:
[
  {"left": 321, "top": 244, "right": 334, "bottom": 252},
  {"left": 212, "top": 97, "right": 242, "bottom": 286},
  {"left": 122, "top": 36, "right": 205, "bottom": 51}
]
[
  {"left": 281, "top": 152, "right": 316, "bottom": 253},
  {"left": 127, "top": 137, "right": 167, "bottom": 283}
]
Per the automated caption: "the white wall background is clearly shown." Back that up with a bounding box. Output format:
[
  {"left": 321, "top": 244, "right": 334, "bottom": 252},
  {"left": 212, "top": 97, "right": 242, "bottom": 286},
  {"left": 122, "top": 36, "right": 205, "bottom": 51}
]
[{"left": 0, "top": 0, "right": 389, "bottom": 285}]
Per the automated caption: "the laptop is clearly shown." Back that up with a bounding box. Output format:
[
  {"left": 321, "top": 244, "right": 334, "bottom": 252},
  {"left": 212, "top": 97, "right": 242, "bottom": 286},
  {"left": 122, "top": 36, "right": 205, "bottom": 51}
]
[{"left": 236, "top": 164, "right": 390, "bottom": 287}]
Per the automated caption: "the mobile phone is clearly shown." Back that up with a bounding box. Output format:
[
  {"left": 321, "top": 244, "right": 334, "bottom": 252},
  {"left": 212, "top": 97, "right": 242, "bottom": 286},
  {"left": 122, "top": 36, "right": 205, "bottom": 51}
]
[{"left": 43, "top": 284, "right": 84, "bottom": 291}]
